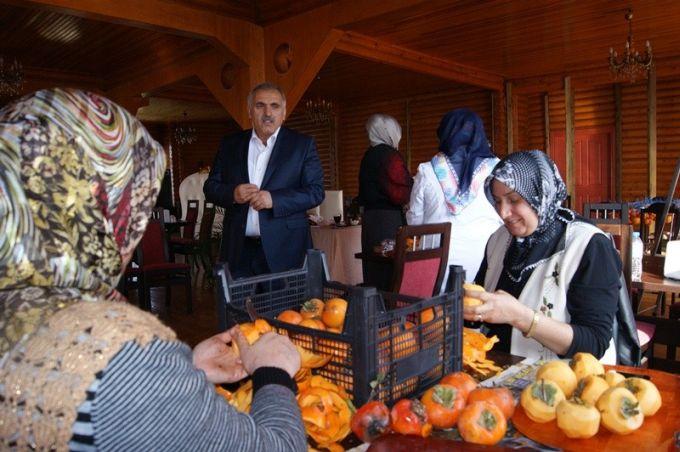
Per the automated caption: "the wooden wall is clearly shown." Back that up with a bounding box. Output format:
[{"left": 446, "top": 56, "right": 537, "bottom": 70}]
[
  {"left": 515, "top": 75, "right": 680, "bottom": 203},
  {"left": 336, "top": 87, "right": 493, "bottom": 197},
  {"left": 285, "top": 108, "right": 336, "bottom": 190},
  {"left": 142, "top": 120, "right": 240, "bottom": 207}
]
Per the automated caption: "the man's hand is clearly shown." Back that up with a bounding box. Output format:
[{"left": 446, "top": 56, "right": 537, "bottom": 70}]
[
  {"left": 249, "top": 190, "right": 273, "bottom": 211},
  {"left": 232, "top": 328, "right": 301, "bottom": 378},
  {"left": 192, "top": 329, "right": 248, "bottom": 384},
  {"left": 234, "top": 184, "right": 259, "bottom": 204}
]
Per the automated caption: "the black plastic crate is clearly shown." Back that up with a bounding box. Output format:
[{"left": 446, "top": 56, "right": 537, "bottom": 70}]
[{"left": 215, "top": 250, "right": 463, "bottom": 406}]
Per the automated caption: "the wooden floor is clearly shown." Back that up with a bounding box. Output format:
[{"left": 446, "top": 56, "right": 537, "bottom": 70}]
[{"left": 127, "top": 269, "right": 220, "bottom": 347}]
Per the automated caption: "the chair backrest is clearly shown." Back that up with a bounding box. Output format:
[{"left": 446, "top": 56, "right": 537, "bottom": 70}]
[
  {"left": 595, "top": 223, "right": 633, "bottom": 295},
  {"left": 199, "top": 202, "right": 216, "bottom": 242},
  {"left": 183, "top": 199, "right": 200, "bottom": 238},
  {"left": 640, "top": 202, "right": 679, "bottom": 244},
  {"left": 137, "top": 218, "right": 170, "bottom": 266},
  {"left": 584, "top": 202, "right": 629, "bottom": 224},
  {"left": 390, "top": 223, "right": 451, "bottom": 298}
]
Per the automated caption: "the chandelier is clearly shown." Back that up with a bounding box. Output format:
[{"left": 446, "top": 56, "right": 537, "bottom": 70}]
[
  {"left": 304, "top": 98, "right": 335, "bottom": 125},
  {"left": 173, "top": 111, "right": 197, "bottom": 146},
  {"left": 0, "top": 56, "right": 24, "bottom": 98},
  {"left": 609, "top": 9, "right": 653, "bottom": 82}
]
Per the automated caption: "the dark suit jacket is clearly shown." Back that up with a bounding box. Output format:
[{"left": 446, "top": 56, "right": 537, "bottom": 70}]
[{"left": 204, "top": 127, "right": 324, "bottom": 273}]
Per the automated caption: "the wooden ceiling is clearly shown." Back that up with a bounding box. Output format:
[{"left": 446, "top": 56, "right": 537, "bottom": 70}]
[
  {"left": 3, "top": 0, "right": 680, "bottom": 122},
  {"left": 345, "top": 0, "right": 680, "bottom": 79}
]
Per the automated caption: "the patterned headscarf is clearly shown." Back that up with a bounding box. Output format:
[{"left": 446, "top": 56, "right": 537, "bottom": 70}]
[
  {"left": 366, "top": 114, "right": 402, "bottom": 150},
  {"left": 484, "top": 150, "right": 576, "bottom": 282},
  {"left": 431, "top": 108, "right": 497, "bottom": 214},
  {"left": 0, "top": 88, "right": 166, "bottom": 354}
]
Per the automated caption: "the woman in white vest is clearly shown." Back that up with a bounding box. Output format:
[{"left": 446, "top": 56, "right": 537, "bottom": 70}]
[{"left": 464, "top": 151, "right": 621, "bottom": 364}]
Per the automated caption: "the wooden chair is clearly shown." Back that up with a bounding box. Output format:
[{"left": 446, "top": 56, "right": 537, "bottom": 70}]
[
  {"left": 636, "top": 315, "right": 680, "bottom": 373},
  {"left": 593, "top": 222, "right": 652, "bottom": 366},
  {"left": 390, "top": 223, "right": 451, "bottom": 298},
  {"left": 137, "top": 218, "right": 193, "bottom": 313},
  {"left": 584, "top": 202, "right": 629, "bottom": 224},
  {"left": 170, "top": 201, "right": 216, "bottom": 272}
]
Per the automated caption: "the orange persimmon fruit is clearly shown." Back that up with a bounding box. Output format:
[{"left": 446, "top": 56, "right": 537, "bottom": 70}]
[
  {"left": 457, "top": 401, "right": 507, "bottom": 446},
  {"left": 467, "top": 386, "right": 516, "bottom": 420},
  {"left": 421, "top": 384, "right": 466, "bottom": 429},
  {"left": 277, "top": 310, "right": 303, "bottom": 325},
  {"left": 322, "top": 298, "right": 348, "bottom": 329},
  {"left": 440, "top": 371, "right": 478, "bottom": 402}
]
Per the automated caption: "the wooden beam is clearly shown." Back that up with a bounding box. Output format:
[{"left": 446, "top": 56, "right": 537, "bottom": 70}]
[
  {"left": 107, "top": 49, "right": 252, "bottom": 128},
  {"left": 614, "top": 83, "right": 623, "bottom": 202},
  {"left": 543, "top": 93, "right": 551, "bottom": 156},
  {"left": 336, "top": 32, "right": 503, "bottom": 91},
  {"left": 647, "top": 65, "right": 657, "bottom": 197},
  {"left": 264, "top": 26, "right": 344, "bottom": 114},
  {"left": 564, "top": 76, "right": 575, "bottom": 200},
  {"left": 505, "top": 81, "right": 513, "bottom": 153}
]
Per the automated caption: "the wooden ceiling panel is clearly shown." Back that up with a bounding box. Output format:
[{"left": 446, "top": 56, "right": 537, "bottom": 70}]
[
  {"left": 303, "top": 52, "right": 467, "bottom": 104},
  {"left": 346, "top": 0, "right": 680, "bottom": 79},
  {"left": 0, "top": 3, "right": 208, "bottom": 84}
]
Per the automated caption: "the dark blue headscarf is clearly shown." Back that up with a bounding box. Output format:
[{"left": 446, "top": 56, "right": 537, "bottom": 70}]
[{"left": 437, "top": 108, "right": 495, "bottom": 194}]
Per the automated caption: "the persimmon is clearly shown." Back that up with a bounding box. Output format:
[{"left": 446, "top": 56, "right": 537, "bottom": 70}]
[
  {"left": 350, "top": 401, "right": 390, "bottom": 443},
  {"left": 457, "top": 401, "right": 507, "bottom": 446},
  {"left": 299, "top": 318, "right": 326, "bottom": 330},
  {"left": 420, "top": 308, "right": 435, "bottom": 324},
  {"left": 421, "top": 384, "right": 466, "bottom": 429},
  {"left": 463, "top": 283, "right": 485, "bottom": 306},
  {"left": 277, "top": 309, "right": 303, "bottom": 325},
  {"left": 467, "top": 386, "right": 515, "bottom": 419},
  {"left": 322, "top": 298, "right": 348, "bottom": 328},
  {"left": 440, "top": 371, "right": 477, "bottom": 402},
  {"left": 301, "top": 298, "right": 325, "bottom": 319},
  {"left": 390, "top": 399, "right": 432, "bottom": 437}
]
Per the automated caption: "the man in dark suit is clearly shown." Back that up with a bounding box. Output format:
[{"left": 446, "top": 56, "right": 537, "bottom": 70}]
[{"left": 204, "top": 82, "right": 324, "bottom": 277}]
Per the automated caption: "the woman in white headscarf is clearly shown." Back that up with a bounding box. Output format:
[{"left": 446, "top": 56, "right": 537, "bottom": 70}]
[{"left": 357, "top": 114, "right": 413, "bottom": 290}]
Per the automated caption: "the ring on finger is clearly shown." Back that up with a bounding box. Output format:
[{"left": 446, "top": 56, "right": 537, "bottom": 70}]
[{"left": 477, "top": 313, "right": 483, "bottom": 322}]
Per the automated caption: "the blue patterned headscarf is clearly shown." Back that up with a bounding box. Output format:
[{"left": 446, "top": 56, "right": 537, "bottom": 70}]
[
  {"left": 437, "top": 109, "right": 494, "bottom": 193},
  {"left": 430, "top": 109, "right": 497, "bottom": 214},
  {"left": 484, "top": 150, "right": 576, "bottom": 282}
]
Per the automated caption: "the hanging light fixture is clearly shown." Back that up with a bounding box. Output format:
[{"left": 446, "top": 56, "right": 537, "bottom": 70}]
[
  {"left": 609, "top": 9, "right": 653, "bottom": 82},
  {"left": 0, "top": 56, "right": 24, "bottom": 99},
  {"left": 173, "top": 111, "right": 197, "bottom": 146},
  {"left": 304, "top": 98, "right": 335, "bottom": 125}
]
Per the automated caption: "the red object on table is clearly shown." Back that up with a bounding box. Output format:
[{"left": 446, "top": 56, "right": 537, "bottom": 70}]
[{"left": 512, "top": 364, "right": 680, "bottom": 451}]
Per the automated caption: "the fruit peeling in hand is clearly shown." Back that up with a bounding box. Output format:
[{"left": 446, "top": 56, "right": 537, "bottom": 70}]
[{"left": 463, "top": 328, "right": 502, "bottom": 375}]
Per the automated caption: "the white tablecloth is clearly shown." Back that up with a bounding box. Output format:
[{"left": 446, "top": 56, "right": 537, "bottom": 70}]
[{"left": 311, "top": 225, "right": 363, "bottom": 285}]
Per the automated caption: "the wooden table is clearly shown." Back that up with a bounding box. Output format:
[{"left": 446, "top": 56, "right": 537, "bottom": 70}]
[
  {"left": 632, "top": 270, "right": 680, "bottom": 315},
  {"left": 311, "top": 225, "right": 363, "bottom": 285},
  {"left": 367, "top": 362, "right": 680, "bottom": 452}
]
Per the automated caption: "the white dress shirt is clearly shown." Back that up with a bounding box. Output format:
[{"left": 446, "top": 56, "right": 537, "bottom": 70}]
[{"left": 245, "top": 128, "right": 280, "bottom": 237}]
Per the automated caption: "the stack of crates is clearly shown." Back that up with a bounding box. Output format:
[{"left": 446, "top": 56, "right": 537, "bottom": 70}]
[{"left": 215, "top": 250, "right": 463, "bottom": 406}]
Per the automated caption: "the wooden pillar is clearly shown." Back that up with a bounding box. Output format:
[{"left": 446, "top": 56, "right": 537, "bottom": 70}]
[
  {"left": 614, "top": 83, "right": 623, "bottom": 201},
  {"left": 564, "top": 76, "right": 575, "bottom": 199},
  {"left": 543, "top": 93, "right": 550, "bottom": 156},
  {"left": 505, "top": 81, "right": 513, "bottom": 153},
  {"left": 490, "top": 91, "right": 496, "bottom": 152},
  {"left": 647, "top": 65, "right": 657, "bottom": 197},
  {"left": 405, "top": 98, "right": 412, "bottom": 172}
]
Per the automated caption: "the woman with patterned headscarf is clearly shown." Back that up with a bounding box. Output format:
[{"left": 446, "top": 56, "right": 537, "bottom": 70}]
[
  {"left": 358, "top": 113, "right": 413, "bottom": 290},
  {"left": 407, "top": 108, "right": 502, "bottom": 292},
  {"left": 465, "top": 150, "right": 622, "bottom": 363},
  {"left": 0, "top": 89, "right": 305, "bottom": 450}
]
